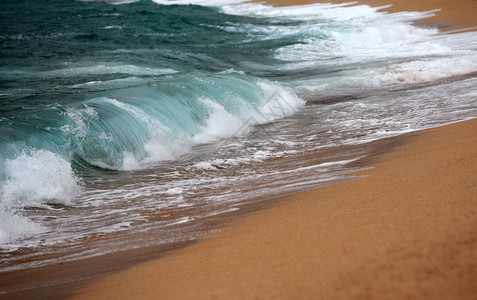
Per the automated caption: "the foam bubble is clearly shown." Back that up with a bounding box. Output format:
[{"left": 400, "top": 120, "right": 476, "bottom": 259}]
[
  {"left": 275, "top": 25, "right": 445, "bottom": 67},
  {"left": 189, "top": 158, "right": 243, "bottom": 171},
  {"left": 1, "top": 150, "right": 81, "bottom": 207},
  {"left": 152, "top": 0, "right": 245, "bottom": 6},
  {"left": 382, "top": 54, "right": 477, "bottom": 84},
  {"left": 164, "top": 187, "right": 183, "bottom": 195},
  {"left": 0, "top": 150, "right": 80, "bottom": 247},
  {"left": 0, "top": 209, "right": 45, "bottom": 247}
]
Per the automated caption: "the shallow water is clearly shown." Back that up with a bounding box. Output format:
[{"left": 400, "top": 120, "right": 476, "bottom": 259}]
[{"left": 1, "top": 0, "right": 477, "bottom": 273}]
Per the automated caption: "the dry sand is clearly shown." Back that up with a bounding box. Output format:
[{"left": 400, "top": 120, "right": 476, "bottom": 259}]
[
  {"left": 71, "top": 1, "right": 477, "bottom": 299},
  {"left": 72, "top": 118, "right": 477, "bottom": 299}
]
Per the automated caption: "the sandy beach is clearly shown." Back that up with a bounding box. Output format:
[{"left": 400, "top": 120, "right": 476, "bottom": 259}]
[{"left": 68, "top": 0, "right": 477, "bottom": 299}]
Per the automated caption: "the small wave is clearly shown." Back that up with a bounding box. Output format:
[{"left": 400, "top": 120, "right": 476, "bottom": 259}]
[
  {"left": 382, "top": 54, "right": 477, "bottom": 84},
  {"left": 0, "top": 64, "right": 178, "bottom": 82},
  {"left": 77, "top": 0, "right": 140, "bottom": 4},
  {"left": 70, "top": 77, "right": 150, "bottom": 92},
  {"left": 152, "top": 0, "right": 245, "bottom": 6},
  {"left": 101, "top": 25, "right": 124, "bottom": 30},
  {"left": 45, "top": 64, "right": 177, "bottom": 77},
  {"left": 221, "top": 2, "right": 380, "bottom": 20}
]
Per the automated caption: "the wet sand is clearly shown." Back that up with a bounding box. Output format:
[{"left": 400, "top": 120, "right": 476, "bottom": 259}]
[{"left": 72, "top": 117, "right": 477, "bottom": 299}]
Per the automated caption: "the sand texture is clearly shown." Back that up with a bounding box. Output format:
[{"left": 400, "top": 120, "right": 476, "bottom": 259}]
[{"left": 73, "top": 118, "right": 477, "bottom": 299}]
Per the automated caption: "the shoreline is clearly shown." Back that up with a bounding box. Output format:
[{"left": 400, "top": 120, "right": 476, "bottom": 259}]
[
  {"left": 0, "top": 126, "right": 415, "bottom": 300},
  {"left": 1, "top": 0, "right": 476, "bottom": 299},
  {"left": 264, "top": 0, "right": 477, "bottom": 30},
  {"left": 73, "top": 118, "right": 477, "bottom": 299}
]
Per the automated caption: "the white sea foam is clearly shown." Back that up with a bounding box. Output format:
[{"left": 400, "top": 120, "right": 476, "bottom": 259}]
[
  {"left": 253, "top": 81, "right": 305, "bottom": 123},
  {"left": 0, "top": 150, "right": 81, "bottom": 247},
  {"left": 77, "top": 0, "right": 140, "bottom": 5},
  {"left": 123, "top": 137, "right": 188, "bottom": 170},
  {"left": 382, "top": 54, "right": 477, "bottom": 84},
  {"left": 1, "top": 150, "right": 81, "bottom": 207},
  {"left": 192, "top": 97, "right": 248, "bottom": 144},
  {"left": 294, "top": 51, "right": 477, "bottom": 93},
  {"left": 102, "top": 25, "right": 124, "bottom": 29},
  {"left": 223, "top": 0, "right": 477, "bottom": 92},
  {"left": 164, "top": 187, "right": 183, "bottom": 195},
  {"left": 275, "top": 24, "right": 445, "bottom": 67},
  {"left": 220, "top": 1, "right": 477, "bottom": 92},
  {"left": 191, "top": 161, "right": 219, "bottom": 170},
  {"left": 46, "top": 64, "right": 177, "bottom": 77},
  {"left": 192, "top": 81, "right": 304, "bottom": 144},
  {"left": 152, "top": 0, "right": 245, "bottom": 6},
  {"left": 70, "top": 77, "right": 150, "bottom": 91},
  {"left": 221, "top": 2, "right": 380, "bottom": 21},
  {"left": 0, "top": 209, "right": 45, "bottom": 247},
  {"left": 189, "top": 158, "right": 243, "bottom": 171}
]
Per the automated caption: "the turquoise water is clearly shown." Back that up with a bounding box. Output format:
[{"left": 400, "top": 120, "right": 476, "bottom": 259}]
[
  {"left": 0, "top": 1, "right": 300, "bottom": 173},
  {"left": 1, "top": 0, "right": 477, "bottom": 271}
]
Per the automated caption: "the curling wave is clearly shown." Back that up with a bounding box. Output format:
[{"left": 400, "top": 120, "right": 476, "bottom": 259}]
[{"left": 0, "top": 72, "right": 304, "bottom": 210}]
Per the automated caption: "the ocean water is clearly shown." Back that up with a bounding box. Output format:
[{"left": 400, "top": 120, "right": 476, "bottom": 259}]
[{"left": 1, "top": 0, "right": 477, "bottom": 272}]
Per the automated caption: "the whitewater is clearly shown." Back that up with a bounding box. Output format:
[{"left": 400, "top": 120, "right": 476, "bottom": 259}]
[{"left": 1, "top": 0, "right": 477, "bottom": 274}]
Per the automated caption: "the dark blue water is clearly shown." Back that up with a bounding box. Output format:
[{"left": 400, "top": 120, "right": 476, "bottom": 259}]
[{"left": 1, "top": 0, "right": 477, "bottom": 272}]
